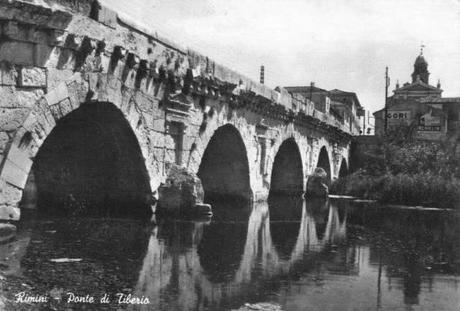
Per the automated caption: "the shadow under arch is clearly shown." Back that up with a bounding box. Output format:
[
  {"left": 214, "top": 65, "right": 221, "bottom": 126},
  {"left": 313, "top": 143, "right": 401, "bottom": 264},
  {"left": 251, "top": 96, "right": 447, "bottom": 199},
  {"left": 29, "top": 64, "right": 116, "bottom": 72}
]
[
  {"left": 20, "top": 102, "right": 152, "bottom": 218},
  {"left": 338, "top": 157, "right": 349, "bottom": 178},
  {"left": 317, "top": 146, "right": 331, "bottom": 183},
  {"left": 269, "top": 138, "right": 304, "bottom": 196},
  {"left": 197, "top": 124, "right": 252, "bottom": 205}
]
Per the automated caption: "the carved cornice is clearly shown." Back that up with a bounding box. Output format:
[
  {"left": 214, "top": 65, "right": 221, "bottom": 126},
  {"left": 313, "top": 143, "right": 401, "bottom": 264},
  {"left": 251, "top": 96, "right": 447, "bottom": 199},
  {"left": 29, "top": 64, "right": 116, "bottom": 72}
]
[
  {"left": 188, "top": 76, "right": 353, "bottom": 141},
  {"left": 0, "top": 0, "right": 354, "bottom": 143}
]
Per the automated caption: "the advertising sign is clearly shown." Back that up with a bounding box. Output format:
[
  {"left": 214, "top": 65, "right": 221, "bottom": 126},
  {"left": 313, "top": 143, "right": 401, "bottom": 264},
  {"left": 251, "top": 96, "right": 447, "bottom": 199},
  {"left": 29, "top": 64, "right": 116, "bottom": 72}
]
[
  {"left": 418, "top": 125, "right": 441, "bottom": 131},
  {"left": 419, "top": 109, "right": 442, "bottom": 131},
  {"left": 417, "top": 131, "right": 445, "bottom": 140},
  {"left": 386, "top": 110, "right": 411, "bottom": 124}
]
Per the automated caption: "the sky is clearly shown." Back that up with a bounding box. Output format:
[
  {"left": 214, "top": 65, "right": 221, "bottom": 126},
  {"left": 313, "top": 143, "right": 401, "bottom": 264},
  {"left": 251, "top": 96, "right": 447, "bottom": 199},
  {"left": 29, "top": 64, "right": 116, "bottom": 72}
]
[{"left": 104, "top": 0, "right": 460, "bottom": 114}]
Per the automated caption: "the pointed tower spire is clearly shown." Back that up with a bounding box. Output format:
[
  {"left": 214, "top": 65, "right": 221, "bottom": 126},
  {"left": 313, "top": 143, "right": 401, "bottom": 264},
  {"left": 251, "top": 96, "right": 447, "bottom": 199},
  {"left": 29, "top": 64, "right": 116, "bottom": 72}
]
[
  {"left": 412, "top": 45, "right": 429, "bottom": 84},
  {"left": 420, "top": 42, "right": 425, "bottom": 55}
]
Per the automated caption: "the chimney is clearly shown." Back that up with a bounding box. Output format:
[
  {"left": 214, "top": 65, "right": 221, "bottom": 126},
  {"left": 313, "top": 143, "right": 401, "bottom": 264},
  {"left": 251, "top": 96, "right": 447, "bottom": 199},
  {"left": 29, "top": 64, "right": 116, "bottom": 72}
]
[{"left": 260, "top": 65, "right": 264, "bottom": 84}]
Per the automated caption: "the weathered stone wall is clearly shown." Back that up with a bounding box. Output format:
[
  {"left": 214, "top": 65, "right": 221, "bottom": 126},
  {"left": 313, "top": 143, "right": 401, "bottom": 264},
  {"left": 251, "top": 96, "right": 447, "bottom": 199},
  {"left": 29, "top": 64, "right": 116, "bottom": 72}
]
[{"left": 0, "top": 0, "right": 353, "bottom": 219}]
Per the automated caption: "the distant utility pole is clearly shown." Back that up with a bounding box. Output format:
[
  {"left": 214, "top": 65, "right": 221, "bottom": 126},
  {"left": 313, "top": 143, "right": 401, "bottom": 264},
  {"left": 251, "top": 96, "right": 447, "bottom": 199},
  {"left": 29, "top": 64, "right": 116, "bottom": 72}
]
[
  {"left": 260, "top": 65, "right": 264, "bottom": 84},
  {"left": 384, "top": 67, "right": 389, "bottom": 134},
  {"left": 363, "top": 111, "right": 366, "bottom": 135}
]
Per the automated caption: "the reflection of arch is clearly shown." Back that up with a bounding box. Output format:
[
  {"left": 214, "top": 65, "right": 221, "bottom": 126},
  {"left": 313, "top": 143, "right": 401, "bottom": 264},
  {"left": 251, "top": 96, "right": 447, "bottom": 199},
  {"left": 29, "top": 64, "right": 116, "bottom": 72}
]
[
  {"left": 338, "top": 157, "right": 349, "bottom": 178},
  {"left": 233, "top": 202, "right": 270, "bottom": 284},
  {"left": 198, "top": 124, "right": 252, "bottom": 203},
  {"left": 21, "top": 102, "right": 152, "bottom": 217},
  {"left": 317, "top": 146, "right": 331, "bottom": 182},
  {"left": 197, "top": 203, "right": 250, "bottom": 283},
  {"left": 238, "top": 198, "right": 348, "bottom": 279},
  {"left": 268, "top": 195, "right": 303, "bottom": 257},
  {"left": 133, "top": 198, "right": 349, "bottom": 308},
  {"left": 270, "top": 138, "right": 304, "bottom": 195}
]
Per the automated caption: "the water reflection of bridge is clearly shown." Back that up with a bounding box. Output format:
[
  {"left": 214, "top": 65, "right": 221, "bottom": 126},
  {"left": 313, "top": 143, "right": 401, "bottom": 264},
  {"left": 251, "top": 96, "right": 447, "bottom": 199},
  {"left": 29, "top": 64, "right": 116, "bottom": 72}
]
[
  {"left": 132, "top": 198, "right": 348, "bottom": 310},
  {"left": 3, "top": 200, "right": 459, "bottom": 310}
]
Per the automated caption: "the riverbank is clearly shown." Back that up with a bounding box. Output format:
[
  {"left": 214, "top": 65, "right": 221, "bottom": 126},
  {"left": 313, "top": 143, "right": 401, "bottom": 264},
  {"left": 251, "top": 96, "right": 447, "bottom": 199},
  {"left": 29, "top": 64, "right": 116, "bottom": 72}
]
[
  {"left": 330, "top": 171, "right": 460, "bottom": 209},
  {"left": 338, "top": 138, "right": 460, "bottom": 209}
]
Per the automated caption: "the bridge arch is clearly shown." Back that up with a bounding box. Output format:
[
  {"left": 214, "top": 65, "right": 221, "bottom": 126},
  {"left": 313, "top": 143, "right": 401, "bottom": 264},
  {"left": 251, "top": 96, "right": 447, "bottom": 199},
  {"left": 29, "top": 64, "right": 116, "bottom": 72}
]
[
  {"left": 270, "top": 138, "right": 304, "bottom": 195},
  {"left": 197, "top": 123, "right": 252, "bottom": 203},
  {"left": 0, "top": 73, "right": 161, "bottom": 220},
  {"left": 20, "top": 102, "right": 152, "bottom": 217},
  {"left": 338, "top": 157, "right": 349, "bottom": 178},
  {"left": 317, "top": 146, "right": 331, "bottom": 182}
]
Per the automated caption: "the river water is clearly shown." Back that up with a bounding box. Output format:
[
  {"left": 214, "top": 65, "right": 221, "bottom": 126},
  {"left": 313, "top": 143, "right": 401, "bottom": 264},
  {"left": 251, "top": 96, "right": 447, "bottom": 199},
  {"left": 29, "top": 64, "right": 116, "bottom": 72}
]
[{"left": 1, "top": 197, "right": 459, "bottom": 310}]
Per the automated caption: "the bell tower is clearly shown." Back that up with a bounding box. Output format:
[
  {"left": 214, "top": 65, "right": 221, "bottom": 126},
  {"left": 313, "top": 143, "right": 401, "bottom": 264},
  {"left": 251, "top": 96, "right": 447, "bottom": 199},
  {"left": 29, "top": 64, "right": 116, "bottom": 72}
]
[{"left": 411, "top": 44, "right": 430, "bottom": 84}]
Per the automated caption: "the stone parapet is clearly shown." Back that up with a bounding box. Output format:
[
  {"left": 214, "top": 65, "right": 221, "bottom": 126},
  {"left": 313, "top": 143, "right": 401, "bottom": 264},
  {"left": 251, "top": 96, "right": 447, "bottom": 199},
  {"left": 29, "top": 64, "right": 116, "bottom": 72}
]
[
  {"left": 0, "top": 0, "right": 351, "bottom": 136},
  {"left": 0, "top": 0, "right": 355, "bottom": 219}
]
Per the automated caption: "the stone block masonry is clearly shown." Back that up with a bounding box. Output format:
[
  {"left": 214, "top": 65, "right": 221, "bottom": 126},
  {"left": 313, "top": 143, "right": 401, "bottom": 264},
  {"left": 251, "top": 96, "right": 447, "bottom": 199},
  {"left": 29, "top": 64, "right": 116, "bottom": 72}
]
[{"left": 0, "top": 0, "right": 353, "bottom": 220}]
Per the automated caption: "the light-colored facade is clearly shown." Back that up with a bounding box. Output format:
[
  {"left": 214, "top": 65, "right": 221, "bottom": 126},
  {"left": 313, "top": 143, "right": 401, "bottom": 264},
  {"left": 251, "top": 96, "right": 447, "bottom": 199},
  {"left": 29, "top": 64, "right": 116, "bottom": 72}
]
[
  {"left": 284, "top": 85, "right": 364, "bottom": 136},
  {"left": 374, "top": 53, "right": 460, "bottom": 140}
]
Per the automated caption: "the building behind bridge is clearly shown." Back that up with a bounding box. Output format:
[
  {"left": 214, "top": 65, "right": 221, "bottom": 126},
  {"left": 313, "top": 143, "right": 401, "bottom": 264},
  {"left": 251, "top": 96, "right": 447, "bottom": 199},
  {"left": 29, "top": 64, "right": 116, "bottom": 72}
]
[
  {"left": 283, "top": 84, "right": 365, "bottom": 136},
  {"left": 373, "top": 52, "right": 460, "bottom": 140}
]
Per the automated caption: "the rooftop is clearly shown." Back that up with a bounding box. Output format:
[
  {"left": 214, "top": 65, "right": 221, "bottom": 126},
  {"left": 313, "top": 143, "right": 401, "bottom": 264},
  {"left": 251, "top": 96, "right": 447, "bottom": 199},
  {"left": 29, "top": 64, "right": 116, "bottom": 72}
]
[
  {"left": 394, "top": 79, "right": 442, "bottom": 93},
  {"left": 284, "top": 86, "right": 363, "bottom": 109},
  {"left": 328, "top": 89, "right": 363, "bottom": 109},
  {"left": 419, "top": 97, "right": 460, "bottom": 103},
  {"left": 284, "top": 86, "right": 329, "bottom": 95}
]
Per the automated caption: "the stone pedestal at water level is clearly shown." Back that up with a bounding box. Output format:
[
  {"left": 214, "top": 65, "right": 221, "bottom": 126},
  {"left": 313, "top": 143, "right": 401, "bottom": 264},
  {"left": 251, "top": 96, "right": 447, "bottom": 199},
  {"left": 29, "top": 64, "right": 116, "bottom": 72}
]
[
  {"left": 305, "top": 168, "right": 329, "bottom": 198},
  {"left": 157, "top": 165, "right": 212, "bottom": 216}
]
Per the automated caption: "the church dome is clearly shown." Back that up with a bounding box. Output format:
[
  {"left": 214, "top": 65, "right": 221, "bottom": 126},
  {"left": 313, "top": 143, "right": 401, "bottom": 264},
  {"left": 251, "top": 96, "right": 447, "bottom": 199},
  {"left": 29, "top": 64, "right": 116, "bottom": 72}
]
[
  {"left": 412, "top": 53, "right": 429, "bottom": 83},
  {"left": 414, "top": 55, "right": 428, "bottom": 66}
]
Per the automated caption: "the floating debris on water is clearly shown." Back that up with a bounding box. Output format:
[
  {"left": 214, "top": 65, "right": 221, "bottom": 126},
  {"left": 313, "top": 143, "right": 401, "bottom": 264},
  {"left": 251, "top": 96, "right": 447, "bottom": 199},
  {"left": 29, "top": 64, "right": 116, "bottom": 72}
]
[
  {"left": 329, "top": 195, "right": 356, "bottom": 200},
  {"left": 49, "top": 258, "right": 82, "bottom": 263},
  {"left": 232, "top": 302, "right": 283, "bottom": 311}
]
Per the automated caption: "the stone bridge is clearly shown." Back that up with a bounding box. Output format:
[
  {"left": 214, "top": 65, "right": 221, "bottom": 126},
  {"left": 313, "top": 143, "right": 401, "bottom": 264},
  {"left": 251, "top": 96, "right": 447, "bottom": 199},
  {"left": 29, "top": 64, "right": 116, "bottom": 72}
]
[{"left": 0, "top": 0, "right": 355, "bottom": 220}]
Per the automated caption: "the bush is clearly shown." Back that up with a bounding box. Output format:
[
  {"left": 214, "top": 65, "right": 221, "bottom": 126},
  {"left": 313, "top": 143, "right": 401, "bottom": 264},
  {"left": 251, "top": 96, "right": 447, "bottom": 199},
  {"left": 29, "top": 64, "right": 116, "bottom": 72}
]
[
  {"left": 330, "top": 170, "right": 386, "bottom": 200},
  {"left": 331, "top": 171, "right": 460, "bottom": 209},
  {"left": 332, "top": 138, "right": 460, "bottom": 209}
]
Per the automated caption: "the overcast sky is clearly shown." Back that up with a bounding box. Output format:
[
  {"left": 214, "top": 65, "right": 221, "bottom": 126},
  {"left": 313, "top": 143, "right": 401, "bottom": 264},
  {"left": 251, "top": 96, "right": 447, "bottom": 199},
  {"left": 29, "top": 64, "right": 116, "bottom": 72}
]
[{"left": 104, "top": 0, "right": 460, "bottom": 113}]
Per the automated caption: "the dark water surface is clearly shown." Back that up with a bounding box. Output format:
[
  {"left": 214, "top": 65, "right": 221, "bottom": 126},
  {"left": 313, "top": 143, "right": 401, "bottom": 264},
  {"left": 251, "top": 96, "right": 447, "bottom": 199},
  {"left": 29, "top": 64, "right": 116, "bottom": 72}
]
[{"left": 1, "top": 197, "right": 459, "bottom": 310}]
